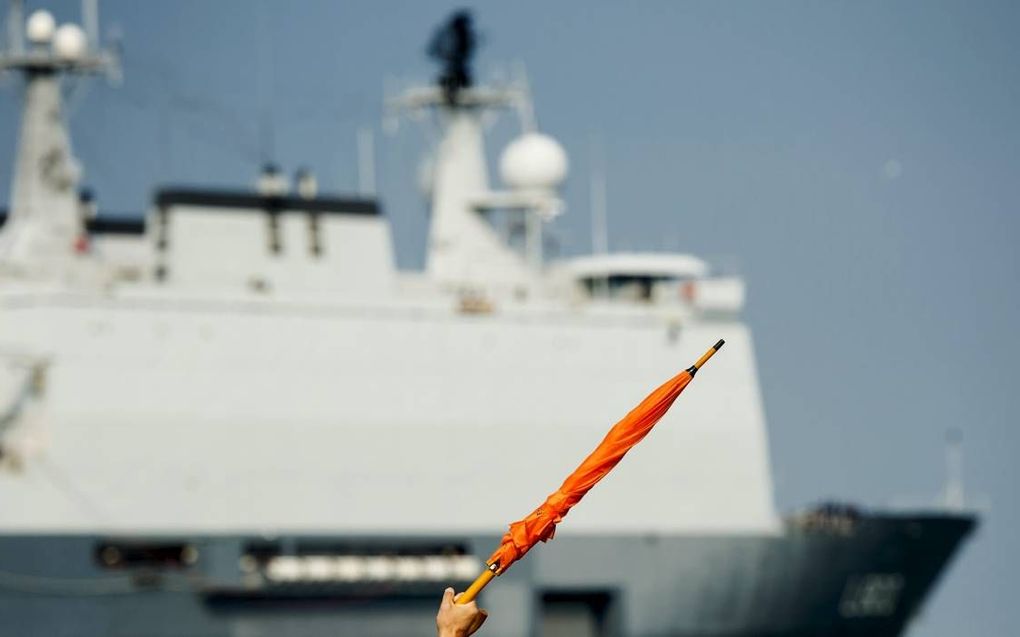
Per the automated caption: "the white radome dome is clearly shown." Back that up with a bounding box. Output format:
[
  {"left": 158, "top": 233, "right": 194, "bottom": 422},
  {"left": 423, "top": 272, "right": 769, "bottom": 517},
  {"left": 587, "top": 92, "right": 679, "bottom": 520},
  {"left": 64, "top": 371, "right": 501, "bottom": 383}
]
[
  {"left": 499, "top": 132, "right": 568, "bottom": 190},
  {"left": 26, "top": 10, "right": 56, "bottom": 44},
  {"left": 53, "top": 23, "right": 88, "bottom": 60}
]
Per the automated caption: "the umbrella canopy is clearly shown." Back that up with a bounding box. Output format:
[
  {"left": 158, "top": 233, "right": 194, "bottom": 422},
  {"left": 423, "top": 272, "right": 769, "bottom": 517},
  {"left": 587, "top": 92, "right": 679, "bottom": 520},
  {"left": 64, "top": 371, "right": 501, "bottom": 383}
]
[{"left": 458, "top": 339, "right": 724, "bottom": 603}]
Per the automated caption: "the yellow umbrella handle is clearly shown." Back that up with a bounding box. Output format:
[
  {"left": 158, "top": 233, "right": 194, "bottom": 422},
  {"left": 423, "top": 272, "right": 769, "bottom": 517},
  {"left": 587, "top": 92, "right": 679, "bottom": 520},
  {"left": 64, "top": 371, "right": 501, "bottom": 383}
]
[
  {"left": 455, "top": 566, "right": 497, "bottom": 605},
  {"left": 690, "top": 339, "right": 725, "bottom": 373}
]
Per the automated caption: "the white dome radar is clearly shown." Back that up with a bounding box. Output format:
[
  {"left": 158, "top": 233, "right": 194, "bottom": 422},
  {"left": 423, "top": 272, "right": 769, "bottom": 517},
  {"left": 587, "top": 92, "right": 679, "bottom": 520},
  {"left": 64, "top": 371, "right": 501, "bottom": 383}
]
[
  {"left": 26, "top": 10, "right": 56, "bottom": 45},
  {"left": 53, "top": 23, "right": 88, "bottom": 60},
  {"left": 499, "top": 132, "right": 568, "bottom": 191}
]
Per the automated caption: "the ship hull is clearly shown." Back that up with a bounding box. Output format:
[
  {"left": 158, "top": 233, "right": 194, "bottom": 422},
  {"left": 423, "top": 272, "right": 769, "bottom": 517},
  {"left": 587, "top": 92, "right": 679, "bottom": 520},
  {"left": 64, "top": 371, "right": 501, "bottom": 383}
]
[{"left": 0, "top": 513, "right": 974, "bottom": 637}]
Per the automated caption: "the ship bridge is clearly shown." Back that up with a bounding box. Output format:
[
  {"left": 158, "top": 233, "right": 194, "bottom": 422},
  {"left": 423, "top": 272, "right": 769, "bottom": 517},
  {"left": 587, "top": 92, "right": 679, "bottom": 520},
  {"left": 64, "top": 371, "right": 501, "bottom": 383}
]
[{"left": 562, "top": 252, "right": 746, "bottom": 314}]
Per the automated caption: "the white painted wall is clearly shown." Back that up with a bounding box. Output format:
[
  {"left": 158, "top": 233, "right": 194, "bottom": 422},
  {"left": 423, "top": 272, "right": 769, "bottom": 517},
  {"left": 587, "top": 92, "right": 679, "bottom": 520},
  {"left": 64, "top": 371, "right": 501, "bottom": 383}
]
[
  {"left": 162, "top": 206, "right": 394, "bottom": 298},
  {"left": 0, "top": 292, "right": 778, "bottom": 535}
]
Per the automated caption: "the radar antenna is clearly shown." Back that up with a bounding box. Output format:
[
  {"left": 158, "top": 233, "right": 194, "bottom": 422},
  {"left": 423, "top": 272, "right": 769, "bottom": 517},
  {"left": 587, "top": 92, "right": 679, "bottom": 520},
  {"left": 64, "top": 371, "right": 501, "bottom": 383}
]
[
  {"left": 0, "top": 0, "right": 119, "bottom": 78},
  {"left": 427, "top": 10, "right": 477, "bottom": 105}
]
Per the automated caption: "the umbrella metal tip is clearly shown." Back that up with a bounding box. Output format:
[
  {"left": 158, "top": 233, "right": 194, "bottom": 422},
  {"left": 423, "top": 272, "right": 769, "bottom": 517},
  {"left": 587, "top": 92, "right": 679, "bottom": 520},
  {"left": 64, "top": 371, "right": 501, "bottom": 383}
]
[{"left": 713, "top": 339, "right": 725, "bottom": 350}]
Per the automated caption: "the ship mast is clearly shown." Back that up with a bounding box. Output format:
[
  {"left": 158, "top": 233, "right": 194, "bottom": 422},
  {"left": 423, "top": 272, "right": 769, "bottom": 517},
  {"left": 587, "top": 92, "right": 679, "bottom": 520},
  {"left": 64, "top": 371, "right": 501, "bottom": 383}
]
[
  {"left": 387, "top": 11, "right": 566, "bottom": 295},
  {"left": 0, "top": 2, "right": 117, "bottom": 279}
]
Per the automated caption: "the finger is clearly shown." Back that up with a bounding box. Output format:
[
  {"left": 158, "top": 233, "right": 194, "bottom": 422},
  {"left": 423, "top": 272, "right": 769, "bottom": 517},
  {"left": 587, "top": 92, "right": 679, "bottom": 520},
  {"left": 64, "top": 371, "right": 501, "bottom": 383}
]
[{"left": 441, "top": 587, "right": 455, "bottom": 609}]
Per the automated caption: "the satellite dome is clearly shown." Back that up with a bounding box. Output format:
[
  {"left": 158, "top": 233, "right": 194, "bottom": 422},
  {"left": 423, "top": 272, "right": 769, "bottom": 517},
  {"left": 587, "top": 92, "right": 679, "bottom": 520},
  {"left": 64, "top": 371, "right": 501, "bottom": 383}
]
[
  {"left": 26, "top": 10, "right": 56, "bottom": 44},
  {"left": 499, "top": 132, "right": 568, "bottom": 190},
  {"left": 53, "top": 23, "right": 87, "bottom": 60}
]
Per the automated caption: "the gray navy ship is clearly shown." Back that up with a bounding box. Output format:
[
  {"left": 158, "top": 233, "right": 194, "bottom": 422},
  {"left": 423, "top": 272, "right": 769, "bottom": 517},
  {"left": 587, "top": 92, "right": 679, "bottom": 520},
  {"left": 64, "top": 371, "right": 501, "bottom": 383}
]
[{"left": 0, "top": 5, "right": 976, "bottom": 637}]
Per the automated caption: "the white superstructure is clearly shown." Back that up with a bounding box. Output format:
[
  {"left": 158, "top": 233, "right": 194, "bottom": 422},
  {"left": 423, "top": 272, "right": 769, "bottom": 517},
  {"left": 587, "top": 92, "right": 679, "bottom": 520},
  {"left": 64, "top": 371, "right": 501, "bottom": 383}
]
[{"left": 0, "top": 7, "right": 778, "bottom": 538}]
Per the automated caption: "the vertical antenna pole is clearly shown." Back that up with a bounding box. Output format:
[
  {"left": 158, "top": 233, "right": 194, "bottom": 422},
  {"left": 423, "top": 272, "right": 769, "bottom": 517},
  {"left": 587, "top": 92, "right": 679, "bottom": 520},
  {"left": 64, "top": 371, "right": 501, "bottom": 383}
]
[
  {"left": 256, "top": 2, "right": 275, "bottom": 165},
  {"left": 589, "top": 135, "right": 609, "bottom": 298},
  {"left": 7, "top": 0, "right": 24, "bottom": 54},
  {"left": 357, "top": 127, "right": 376, "bottom": 195},
  {"left": 943, "top": 428, "right": 965, "bottom": 511},
  {"left": 589, "top": 136, "right": 608, "bottom": 255},
  {"left": 82, "top": 0, "right": 98, "bottom": 49},
  {"left": 512, "top": 62, "right": 537, "bottom": 133}
]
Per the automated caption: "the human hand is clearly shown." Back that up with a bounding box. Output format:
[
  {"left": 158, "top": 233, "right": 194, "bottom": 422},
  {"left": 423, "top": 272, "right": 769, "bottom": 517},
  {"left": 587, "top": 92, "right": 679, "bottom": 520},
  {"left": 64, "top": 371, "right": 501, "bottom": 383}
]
[{"left": 436, "top": 587, "right": 488, "bottom": 637}]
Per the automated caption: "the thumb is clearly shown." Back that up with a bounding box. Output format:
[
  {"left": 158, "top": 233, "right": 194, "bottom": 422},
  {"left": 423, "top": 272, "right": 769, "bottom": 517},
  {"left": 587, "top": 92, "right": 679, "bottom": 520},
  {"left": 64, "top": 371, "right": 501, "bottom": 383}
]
[{"left": 441, "top": 587, "right": 455, "bottom": 608}]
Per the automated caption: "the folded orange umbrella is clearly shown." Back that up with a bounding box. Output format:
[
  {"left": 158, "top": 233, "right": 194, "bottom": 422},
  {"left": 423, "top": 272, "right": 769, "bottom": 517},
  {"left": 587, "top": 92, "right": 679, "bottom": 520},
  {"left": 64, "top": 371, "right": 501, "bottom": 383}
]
[{"left": 457, "top": 339, "right": 725, "bottom": 604}]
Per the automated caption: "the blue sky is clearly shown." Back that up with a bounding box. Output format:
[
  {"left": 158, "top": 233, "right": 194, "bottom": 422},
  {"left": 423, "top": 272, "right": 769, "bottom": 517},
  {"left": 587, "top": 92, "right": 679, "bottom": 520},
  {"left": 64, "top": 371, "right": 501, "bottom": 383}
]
[{"left": 1, "top": 1, "right": 1018, "bottom": 635}]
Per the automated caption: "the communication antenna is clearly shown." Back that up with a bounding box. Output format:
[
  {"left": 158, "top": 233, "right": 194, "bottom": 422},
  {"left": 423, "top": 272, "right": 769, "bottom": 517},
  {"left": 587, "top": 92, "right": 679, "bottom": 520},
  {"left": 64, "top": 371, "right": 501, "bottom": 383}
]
[
  {"left": 357, "top": 127, "right": 376, "bottom": 195},
  {"left": 256, "top": 1, "right": 276, "bottom": 165},
  {"left": 588, "top": 135, "right": 609, "bottom": 298},
  {"left": 0, "top": 0, "right": 119, "bottom": 88},
  {"left": 511, "top": 62, "right": 536, "bottom": 133},
  {"left": 589, "top": 135, "right": 609, "bottom": 256},
  {"left": 82, "top": 0, "right": 98, "bottom": 49},
  {"left": 381, "top": 75, "right": 399, "bottom": 135},
  {"left": 5, "top": 0, "right": 24, "bottom": 55},
  {"left": 942, "top": 428, "right": 965, "bottom": 511}
]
